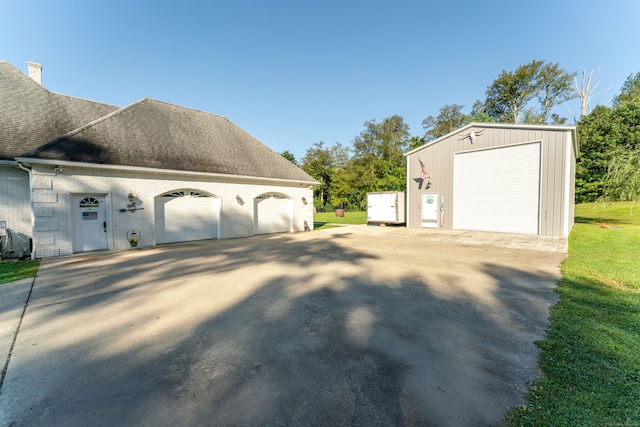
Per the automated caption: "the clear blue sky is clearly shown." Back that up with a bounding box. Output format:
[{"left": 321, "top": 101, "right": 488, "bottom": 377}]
[{"left": 2, "top": 0, "right": 639, "bottom": 161}]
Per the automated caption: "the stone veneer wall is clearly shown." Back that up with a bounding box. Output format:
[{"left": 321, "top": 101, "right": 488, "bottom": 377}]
[{"left": 0, "top": 165, "right": 32, "bottom": 255}]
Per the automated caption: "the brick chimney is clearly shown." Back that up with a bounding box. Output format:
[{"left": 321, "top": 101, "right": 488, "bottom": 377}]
[{"left": 27, "top": 61, "right": 42, "bottom": 85}]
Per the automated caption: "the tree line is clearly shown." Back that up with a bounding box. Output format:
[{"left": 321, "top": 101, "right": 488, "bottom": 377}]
[{"left": 282, "top": 61, "right": 640, "bottom": 210}]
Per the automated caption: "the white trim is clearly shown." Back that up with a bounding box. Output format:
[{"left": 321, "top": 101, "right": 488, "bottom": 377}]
[
  {"left": 405, "top": 158, "right": 411, "bottom": 226},
  {"left": 453, "top": 139, "right": 543, "bottom": 156},
  {"left": 563, "top": 131, "right": 572, "bottom": 237},
  {"left": 15, "top": 157, "right": 318, "bottom": 186},
  {"left": 404, "top": 122, "right": 577, "bottom": 156}
]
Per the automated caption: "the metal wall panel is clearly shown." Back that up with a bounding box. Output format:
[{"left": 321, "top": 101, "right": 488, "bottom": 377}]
[{"left": 405, "top": 124, "right": 576, "bottom": 237}]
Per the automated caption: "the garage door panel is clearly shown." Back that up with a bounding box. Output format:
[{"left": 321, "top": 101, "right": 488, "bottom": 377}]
[
  {"left": 255, "top": 195, "right": 292, "bottom": 235},
  {"left": 453, "top": 142, "right": 540, "bottom": 234},
  {"left": 155, "top": 192, "right": 219, "bottom": 244}
]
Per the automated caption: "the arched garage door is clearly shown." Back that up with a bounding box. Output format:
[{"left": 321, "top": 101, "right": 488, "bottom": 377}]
[
  {"left": 254, "top": 193, "right": 292, "bottom": 235},
  {"left": 155, "top": 190, "right": 220, "bottom": 244},
  {"left": 453, "top": 142, "right": 541, "bottom": 234}
]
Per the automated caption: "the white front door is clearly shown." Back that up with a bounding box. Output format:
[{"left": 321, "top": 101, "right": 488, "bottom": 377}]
[
  {"left": 421, "top": 193, "right": 439, "bottom": 228},
  {"left": 74, "top": 195, "right": 108, "bottom": 252}
]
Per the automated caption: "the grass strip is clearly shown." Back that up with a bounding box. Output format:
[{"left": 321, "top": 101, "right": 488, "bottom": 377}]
[
  {"left": 505, "top": 202, "right": 640, "bottom": 426},
  {"left": 314, "top": 211, "right": 367, "bottom": 230},
  {"left": 0, "top": 260, "right": 40, "bottom": 285}
]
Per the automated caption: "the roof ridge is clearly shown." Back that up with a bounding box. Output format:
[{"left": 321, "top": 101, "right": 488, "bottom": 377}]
[
  {"left": 53, "top": 91, "right": 120, "bottom": 109},
  {"left": 143, "top": 97, "right": 231, "bottom": 121}
]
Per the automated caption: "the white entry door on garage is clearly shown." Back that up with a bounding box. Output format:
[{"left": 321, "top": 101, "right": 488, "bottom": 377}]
[
  {"left": 254, "top": 193, "right": 292, "bottom": 235},
  {"left": 155, "top": 191, "right": 220, "bottom": 244},
  {"left": 453, "top": 142, "right": 541, "bottom": 234},
  {"left": 73, "top": 195, "right": 108, "bottom": 252}
]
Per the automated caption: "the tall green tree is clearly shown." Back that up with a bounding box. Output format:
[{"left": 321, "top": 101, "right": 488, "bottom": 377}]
[
  {"left": 604, "top": 148, "right": 640, "bottom": 204},
  {"left": 280, "top": 150, "right": 297, "bottom": 164},
  {"left": 612, "top": 71, "right": 640, "bottom": 107},
  {"left": 576, "top": 105, "right": 615, "bottom": 202},
  {"left": 469, "top": 100, "right": 494, "bottom": 123},
  {"left": 422, "top": 104, "right": 470, "bottom": 141},
  {"left": 300, "top": 142, "right": 334, "bottom": 209},
  {"left": 409, "top": 136, "right": 426, "bottom": 150},
  {"left": 485, "top": 60, "right": 544, "bottom": 123},
  {"left": 536, "top": 62, "right": 577, "bottom": 122},
  {"left": 331, "top": 115, "right": 411, "bottom": 209},
  {"left": 483, "top": 60, "right": 574, "bottom": 123},
  {"left": 576, "top": 77, "right": 640, "bottom": 202}
]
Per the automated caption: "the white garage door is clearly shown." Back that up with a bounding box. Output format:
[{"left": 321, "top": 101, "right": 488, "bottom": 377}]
[
  {"left": 155, "top": 191, "right": 220, "bottom": 244},
  {"left": 453, "top": 142, "right": 541, "bottom": 234},
  {"left": 254, "top": 193, "right": 292, "bottom": 235}
]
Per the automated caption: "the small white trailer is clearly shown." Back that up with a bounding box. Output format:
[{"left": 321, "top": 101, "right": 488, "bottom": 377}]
[{"left": 366, "top": 192, "right": 406, "bottom": 224}]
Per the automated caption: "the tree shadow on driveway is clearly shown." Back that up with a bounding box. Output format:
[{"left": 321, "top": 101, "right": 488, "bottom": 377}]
[{"left": 0, "top": 232, "right": 563, "bottom": 426}]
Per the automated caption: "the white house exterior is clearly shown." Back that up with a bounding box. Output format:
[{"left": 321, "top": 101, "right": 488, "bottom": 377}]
[{"left": 1, "top": 61, "right": 316, "bottom": 258}]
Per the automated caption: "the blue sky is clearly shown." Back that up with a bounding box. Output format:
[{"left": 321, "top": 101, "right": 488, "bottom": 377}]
[{"left": 2, "top": 0, "right": 639, "bottom": 161}]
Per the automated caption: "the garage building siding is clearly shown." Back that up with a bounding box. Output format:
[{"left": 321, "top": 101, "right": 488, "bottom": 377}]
[
  {"left": 27, "top": 165, "right": 314, "bottom": 258},
  {"left": 405, "top": 124, "right": 576, "bottom": 237}
]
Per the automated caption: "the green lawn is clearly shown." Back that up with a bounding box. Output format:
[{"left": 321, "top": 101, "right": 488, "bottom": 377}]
[
  {"left": 313, "top": 211, "right": 367, "bottom": 230},
  {"left": 0, "top": 259, "right": 40, "bottom": 285},
  {"left": 505, "top": 202, "right": 640, "bottom": 426}
]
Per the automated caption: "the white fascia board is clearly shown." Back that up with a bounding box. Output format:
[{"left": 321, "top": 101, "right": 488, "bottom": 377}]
[
  {"left": 404, "top": 122, "right": 577, "bottom": 157},
  {"left": 563, "top": 131, "right": 572, "bottom": 237},
  {"left": 404, "top": 124, "right": 475, "bottom": 157},
  {"left": 15, "top": 158, "right": 318, "bottom": 186}
]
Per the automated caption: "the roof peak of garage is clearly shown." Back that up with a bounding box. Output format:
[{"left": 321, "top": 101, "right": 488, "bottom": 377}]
[{"left": 405, "top": 122, "right": 577, "bottom": 156}]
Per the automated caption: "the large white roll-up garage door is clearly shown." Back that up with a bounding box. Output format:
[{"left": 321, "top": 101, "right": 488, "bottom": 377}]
[
  {"left": 254, "top": 193, "right": 292, "bottom": 235},
  {"left": 155, "top": 191, "right": 220, "bottom": 244},
  {"left": 453, "top": 142, "right": 541, "bottom": 234}
]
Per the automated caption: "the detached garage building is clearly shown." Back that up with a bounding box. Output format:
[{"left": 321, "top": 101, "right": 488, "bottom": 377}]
[{"left": 405, "top": 123, "right": 577, "bottom": 237}]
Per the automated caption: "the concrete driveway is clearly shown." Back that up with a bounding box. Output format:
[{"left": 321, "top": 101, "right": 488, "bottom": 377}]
[{"left": 0, "top": 227, "right": 565, "bottom": 426}]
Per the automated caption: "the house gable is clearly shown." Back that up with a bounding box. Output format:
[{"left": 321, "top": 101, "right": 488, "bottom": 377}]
[{"left": 0, "top": 61, "right": 118, "bottom": 161}]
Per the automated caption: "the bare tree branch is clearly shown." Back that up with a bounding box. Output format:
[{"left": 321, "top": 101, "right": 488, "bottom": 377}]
[{"left": 571, "top": 68, "right": 611, "bottom": 120}]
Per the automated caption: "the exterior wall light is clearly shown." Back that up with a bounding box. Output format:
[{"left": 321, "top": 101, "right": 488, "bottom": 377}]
[
  {"left": 302, "top": 197, "right": 307, "bottom": 205},
  {"left": 236, "top": 194, "right": 244, "bottom": 205}
]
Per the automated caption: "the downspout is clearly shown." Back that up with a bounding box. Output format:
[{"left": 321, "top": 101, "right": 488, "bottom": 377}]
[{"left": 17, "top": 162, "right": 36, "bottom": 260}]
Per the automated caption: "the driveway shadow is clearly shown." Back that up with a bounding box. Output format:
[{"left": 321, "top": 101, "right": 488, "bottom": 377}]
[{"left": 0, "top": 232, "right": 562, "bottom": 426}]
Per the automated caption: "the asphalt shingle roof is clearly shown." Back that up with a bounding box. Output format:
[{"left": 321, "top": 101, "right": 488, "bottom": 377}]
[
  {"left": 0, "top": 61, "right": 118, "bottom": 160},
  {"left": 24, "top": 98, "right": 315, "bottom": 181},
  {"left": 2, "top": 61, "right": 315, "bottom": 183}
]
